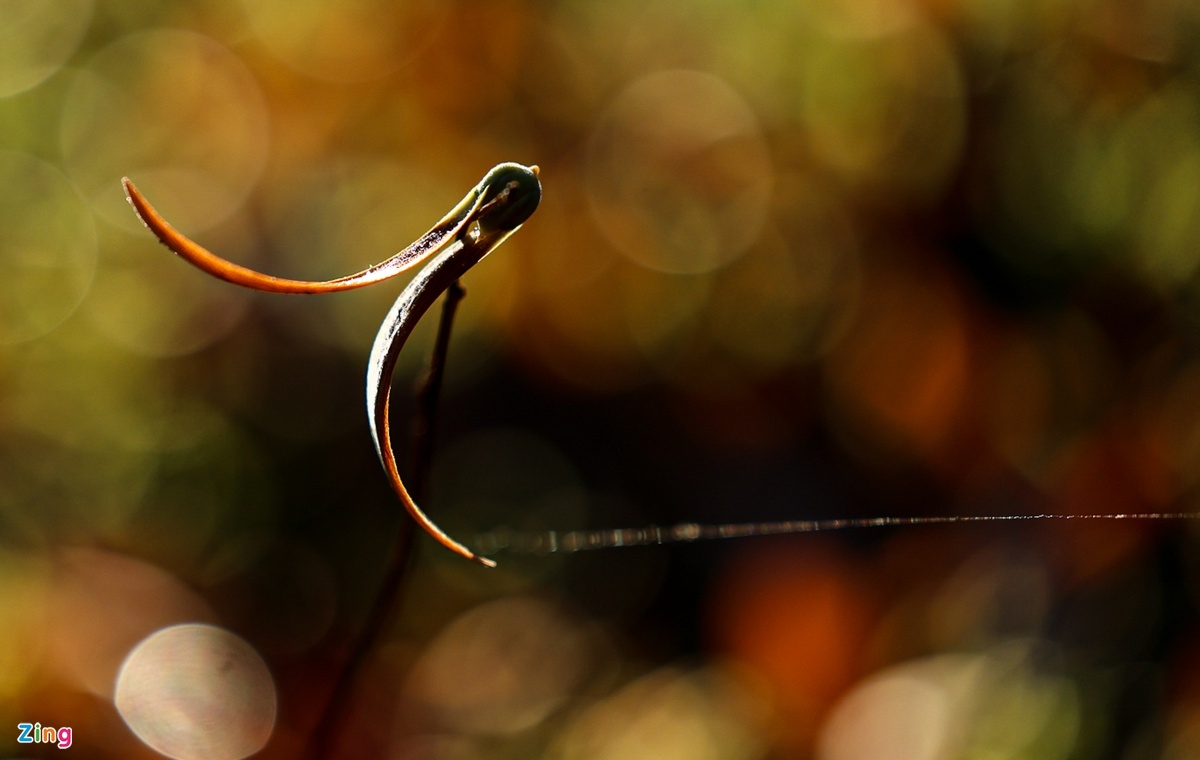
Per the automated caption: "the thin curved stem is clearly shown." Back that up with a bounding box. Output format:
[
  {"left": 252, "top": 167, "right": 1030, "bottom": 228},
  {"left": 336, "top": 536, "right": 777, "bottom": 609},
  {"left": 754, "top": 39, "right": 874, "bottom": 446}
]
[{"left": 365, "top": 238, "right": 498, "bottom": 567}]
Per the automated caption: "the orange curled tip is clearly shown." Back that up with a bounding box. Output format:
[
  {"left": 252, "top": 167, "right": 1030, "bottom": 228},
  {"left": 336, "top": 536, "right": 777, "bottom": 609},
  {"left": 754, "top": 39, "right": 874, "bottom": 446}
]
[
  {"left": 121, "top": 176, "right": 310, "bottom": 293},
  {"left": 120, "top": 177, "right": 449, "bottom": 294},
  {"left": 530, "top": 165, "right": 540, "bottom": 177},
  {"left": 381, "top": 450, "right": 500, "bottom": 568}
]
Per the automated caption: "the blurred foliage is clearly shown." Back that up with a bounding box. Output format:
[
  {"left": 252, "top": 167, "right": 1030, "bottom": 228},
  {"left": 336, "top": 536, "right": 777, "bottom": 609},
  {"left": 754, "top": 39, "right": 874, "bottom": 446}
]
[{"left": 4, "top": 0, "right": 1200, "bottom": 758}]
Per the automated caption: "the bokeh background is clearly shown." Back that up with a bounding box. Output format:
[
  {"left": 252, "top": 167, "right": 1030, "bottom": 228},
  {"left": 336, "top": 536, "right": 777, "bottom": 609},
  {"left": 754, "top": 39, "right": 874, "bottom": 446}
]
[{"left": 4, "top": 0, "right": 1200, "bottom": 758}]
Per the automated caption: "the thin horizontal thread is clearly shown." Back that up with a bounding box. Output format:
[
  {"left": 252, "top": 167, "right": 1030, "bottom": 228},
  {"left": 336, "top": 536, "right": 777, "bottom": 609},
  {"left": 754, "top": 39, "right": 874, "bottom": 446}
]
[{"left": 473, "top": 512, "right": 1200, "bottom": 555}]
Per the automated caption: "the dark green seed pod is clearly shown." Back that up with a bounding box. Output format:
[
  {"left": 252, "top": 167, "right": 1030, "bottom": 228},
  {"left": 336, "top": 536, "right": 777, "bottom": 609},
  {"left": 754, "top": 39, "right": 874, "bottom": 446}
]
[{"left": 476, "top": 162, "right": 541, "bottom": 231}]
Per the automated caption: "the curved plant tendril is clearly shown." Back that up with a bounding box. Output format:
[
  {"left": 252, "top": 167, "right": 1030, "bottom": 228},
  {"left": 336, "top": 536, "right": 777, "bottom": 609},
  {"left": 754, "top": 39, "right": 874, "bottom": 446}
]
[
  {"left": 125, "top": 163, "right": 542, "bottom": 566},
  {"left": 125, "top": 166, "right": 1200, "bottom": 568},
  {"left": 124, "top": 174, "right": 485, "bottom": 294}
]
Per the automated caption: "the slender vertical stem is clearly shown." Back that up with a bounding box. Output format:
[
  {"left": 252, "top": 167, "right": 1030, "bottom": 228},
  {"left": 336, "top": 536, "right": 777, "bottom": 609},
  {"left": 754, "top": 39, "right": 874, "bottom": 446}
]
[
  {"left": 308, "top": 281, "right": 468, "bottom": 760},
  {"left": 409, "top": 280, "right": 467, "bottom": 499}
]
